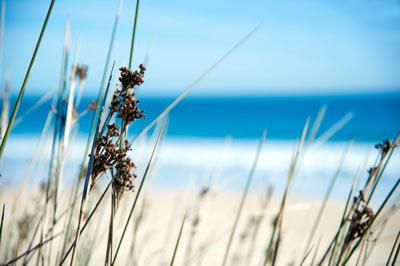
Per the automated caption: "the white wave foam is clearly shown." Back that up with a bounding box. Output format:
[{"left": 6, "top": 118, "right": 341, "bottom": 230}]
[{"left": 2, "top": 135, "right": 399, "bottom": 199}]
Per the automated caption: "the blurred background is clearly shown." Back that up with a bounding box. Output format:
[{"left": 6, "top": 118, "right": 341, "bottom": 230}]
[
  {"left": 5, "top": 0, "right": 400, "bottom": 95},
  {"left": 1, "top": 0, "right": 399, "bottom": 197}
]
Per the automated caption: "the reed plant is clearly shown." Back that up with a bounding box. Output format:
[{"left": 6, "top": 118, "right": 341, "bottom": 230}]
[{"left": 0, "top": 1, "right": 399, "bottom": 266}]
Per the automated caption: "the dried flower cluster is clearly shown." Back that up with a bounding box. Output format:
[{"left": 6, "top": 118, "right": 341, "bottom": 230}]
[
  {"left": 91, "top": 124, "right": 122, "bottom": 190},
  {"left": 113, "top": 142, "right": 136, "bottom": 201},
  {"left": 75, "top": 64, "right": 89, "bottom": 81},
  {"left": 90, "top": 65, "right": 146, "bottom": 202},
  {"left": 111, "top": 65, "right": 146, "bottom": 125},
  {"left": 17, "top": 213, "right": 32, "bottom": 242},
  {"left": 348, "top": 191, "right": 374, "bottom": 241},
  {"left": 87, "top": 100, "right": 97, "bottom": 111},
  {"left": 374, "top": 139, "right": 392, "bottom": 157},
  {"left": 119, "top": 65, "right": 145, "bottom": 89},
  {"left": 334, "top": 138, "right": 394, "bottom": 259}
]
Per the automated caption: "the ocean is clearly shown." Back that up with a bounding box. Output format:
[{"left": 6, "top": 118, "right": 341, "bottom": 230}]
[
  {"left": 1, "top": 92, "right": 399, "bottom": 199},
  {"left": 9, "top": 91, "right": 400, "bottom": 141}
]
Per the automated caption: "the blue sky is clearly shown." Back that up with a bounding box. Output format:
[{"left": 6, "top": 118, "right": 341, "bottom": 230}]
[{"left": 3, "top": 0, "right": 400, "bottom": 96}]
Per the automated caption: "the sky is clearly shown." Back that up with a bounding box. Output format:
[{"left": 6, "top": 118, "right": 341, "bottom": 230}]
[{"left": 3, "top": 0, "right": 400, "bottom": 96}]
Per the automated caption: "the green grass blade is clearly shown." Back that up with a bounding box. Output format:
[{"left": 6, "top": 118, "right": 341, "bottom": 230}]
[
  {"left": 390, "top": 230, "right": 400, "bottom": 266},
  {"left": 170, "top": 213, "right": 187, "bottom": 266},
  {"left": 105, "top": 193, "right": 115, "bottom": 266},
  {"left": 0, "top": 203, "right": 4, "bottom": 250},
  {"left": 128, "top": 0, "right": 141, "bottom": 69},
  {"left": 120, "top": 0, "right": 141, "bottom": 163},
  {"left": 221, "top": 130, "right": 266, "bottom": 266},
  {"left": 0, "top": 0, "right": 56, "bottom": 158},
  {"left": 387, "top": 228, "right": 400, "bottom": 265}
]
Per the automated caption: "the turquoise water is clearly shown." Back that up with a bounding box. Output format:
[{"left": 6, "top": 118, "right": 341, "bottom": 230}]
[
  {"left": 9, "top": 91, "right": 400, "bottom": 142},
  {"left": 1, "top": 91, "right": 399, "bottom": 199}
]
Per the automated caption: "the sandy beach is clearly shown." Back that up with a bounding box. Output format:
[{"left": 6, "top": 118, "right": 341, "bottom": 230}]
[{"left": 1, "top": 187, "right": 398, "bottom": 266}]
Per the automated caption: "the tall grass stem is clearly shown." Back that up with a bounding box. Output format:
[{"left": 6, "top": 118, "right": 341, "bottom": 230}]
[
  {"left": 0, "top": 0, "right": 56, "bottom": 158},
  {"left": 221, "top": 130, "right": 266, "bottom": 266}
]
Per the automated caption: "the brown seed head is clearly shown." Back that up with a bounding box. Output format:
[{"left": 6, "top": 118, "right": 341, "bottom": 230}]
[
  {"left": 76, "top": 64, "right": 89, "bottom": 80},
  {"left": 119, "top": 64, "right": 145, "bottom": 90},
  {"left": 375, "top": 139, "right": 392, "bottom": 157}
]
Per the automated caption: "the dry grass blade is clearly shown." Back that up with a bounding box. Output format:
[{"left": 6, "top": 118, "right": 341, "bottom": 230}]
[
  {"left": 169, "top": 213, "right": 187, "bottom": 266},
  {"left": 46, "top": 17, "right": 70, "bottom": 216},
  {"left": 312, "top": 112, "right": 353, "bottom": 148},
  {"left": 0, "top": 0, "right": 5, "bottom": 73},
  {"left": 131, "top": 23, "right": 262, "bottom": 142},
  {"left": 68, "top": 62, "right": 115, "bottom": 266},
  {"left": 264, "top": 118, "right": 310, "bottom": 266},
  {"left": 301, "top": 141, "right": 352, "bottom": 260},
  {"left": 311, "top": 237, "right": 322, "bottom": 266},
  {"left": 78, "top": 0, "right": 124, "bottom": 181},
  {"left": 325, "top": 136, "right": 399, "bottom": 265},
  {"left": 40, "top": 20, "right": 69, "bottom": 264},
  {"left": 59, "top": 182, "right": 112, "bottom": 265},
  {"left": 58, "top": 183, "right": 80, "bottom": 263},
  {"left": 221, "top": 130, "right": 266, "bottom": 266},
  {"left": 62, "top": 46, "right": 79, "bottom": 149},
  {"left": 308, "top": 105, "right": 326, "bottom": 143},
  {"left": 2, "top": 231, "right": 63, "bottom": 266},
  {"left": 0, "top": 0, "right": 56, "bottom": 158},
  {"left": 13, "top": 98, "right": 54, "bottom": 209},
  {"left": 112, "top": 118, "right": 167, "bottom": 265},
  {"left": 300, "top": 246, "right": 314, "bottom": 266},
  {"left": 341, "top": 177, "right": 400, "bottom": 265},
  {"left": 362, "top": 200, "right": 399, "bottom": 262},
  {"left": 366, "top": 133, "right": 400, "bottom": 205},
  {"left": 244, "top": 186, "right": 273, "bottom": 266},
  {"left": 13, "top": 89, "right": 55, "bottom": 128},
  {"left": 22, "top": 216, "right": 43, "bottom": 265},
  {"left": 317, "top": 166, "right": 363, "bottom": 265}
]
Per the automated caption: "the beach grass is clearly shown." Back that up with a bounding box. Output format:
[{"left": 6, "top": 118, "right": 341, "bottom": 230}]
[
  {"left": 0, "top": 1, "right": 399, "bottom": 266},
  {"left": 0, "top": 0, "right": 56, "bottom": 158}
]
